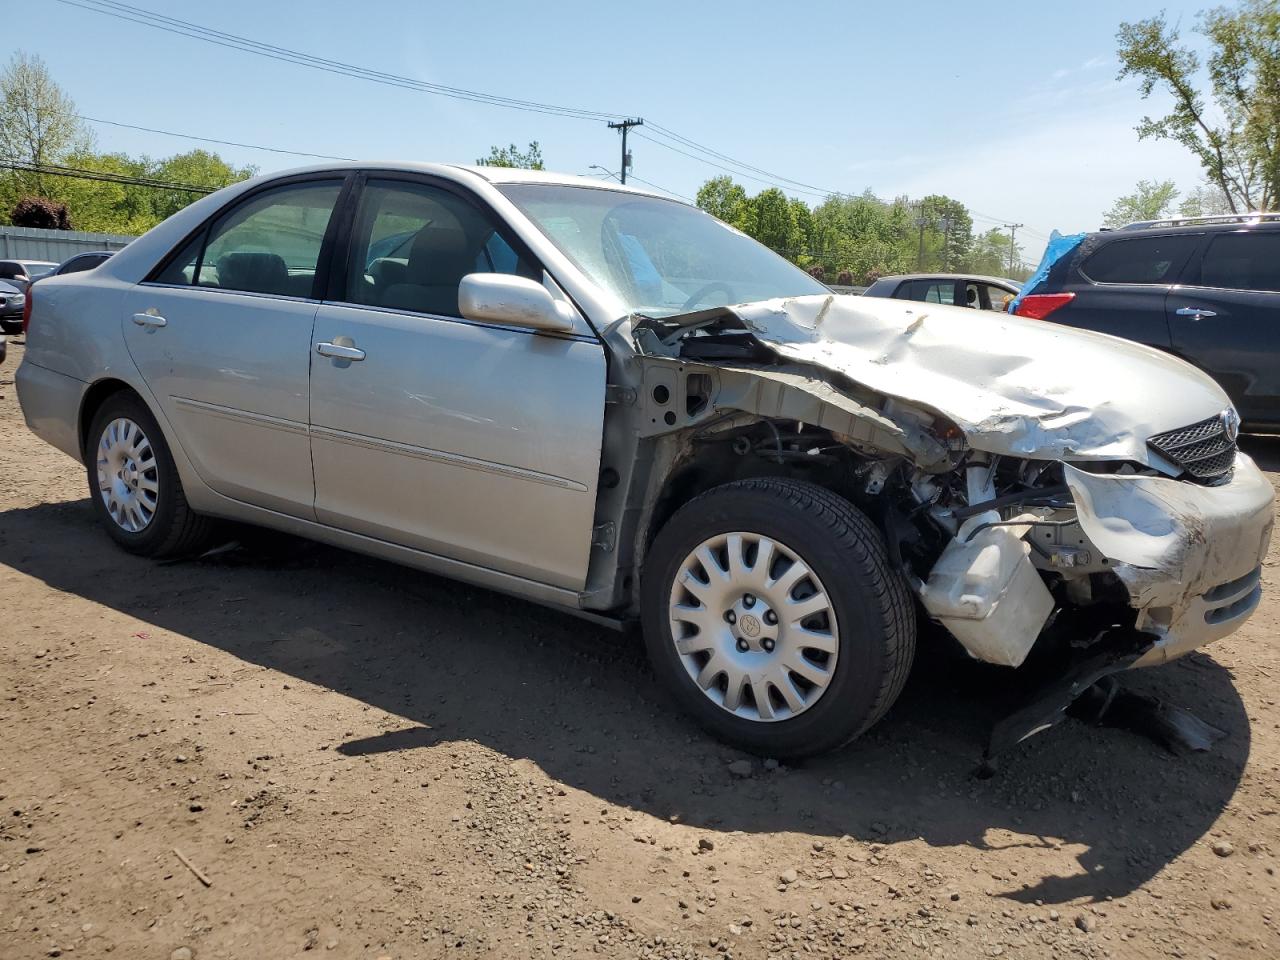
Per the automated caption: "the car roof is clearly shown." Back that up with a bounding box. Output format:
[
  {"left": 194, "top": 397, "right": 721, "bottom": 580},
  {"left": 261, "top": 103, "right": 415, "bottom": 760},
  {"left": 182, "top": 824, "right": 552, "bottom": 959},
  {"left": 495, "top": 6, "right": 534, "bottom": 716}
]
[
  {"left": 1114, "top": 211, "right": 1280, "bottom": 231},
  {"left": 874, "top": 273, "right": 1019, "bottom": 287},
  {"left": 234, "top": 160, "right": 682, "bottom": 203}
]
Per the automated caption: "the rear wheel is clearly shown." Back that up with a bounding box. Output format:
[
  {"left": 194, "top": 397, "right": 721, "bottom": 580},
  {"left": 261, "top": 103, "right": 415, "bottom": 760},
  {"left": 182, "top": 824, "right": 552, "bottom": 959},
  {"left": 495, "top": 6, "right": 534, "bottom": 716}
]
[
  {"left": 641, "top": 478, "right": 916, "bottom": 758},
  {"left": 85, "top": 392, "right": 214, "bottom": 557}
]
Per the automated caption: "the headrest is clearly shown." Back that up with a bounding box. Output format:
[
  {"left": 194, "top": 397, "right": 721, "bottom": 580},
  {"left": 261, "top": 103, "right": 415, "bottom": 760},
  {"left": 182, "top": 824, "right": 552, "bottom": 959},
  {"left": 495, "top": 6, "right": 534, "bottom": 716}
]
[{"left": 217, "top": 251, "right": 289, "bottom": 294}]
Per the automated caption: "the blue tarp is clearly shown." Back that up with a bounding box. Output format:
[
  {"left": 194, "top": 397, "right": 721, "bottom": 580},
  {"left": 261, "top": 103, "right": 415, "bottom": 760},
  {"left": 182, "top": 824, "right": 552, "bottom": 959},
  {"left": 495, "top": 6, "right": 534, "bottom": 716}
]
[{"left": 1008, "top": 230, "right": 1086, "bottom": 313}]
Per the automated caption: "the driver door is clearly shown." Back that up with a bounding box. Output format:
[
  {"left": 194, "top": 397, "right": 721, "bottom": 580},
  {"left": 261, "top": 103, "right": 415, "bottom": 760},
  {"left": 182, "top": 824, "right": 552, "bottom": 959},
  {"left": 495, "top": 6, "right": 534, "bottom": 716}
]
[{"left": 308, "top": 176, "right": 607, "bottom": 590}]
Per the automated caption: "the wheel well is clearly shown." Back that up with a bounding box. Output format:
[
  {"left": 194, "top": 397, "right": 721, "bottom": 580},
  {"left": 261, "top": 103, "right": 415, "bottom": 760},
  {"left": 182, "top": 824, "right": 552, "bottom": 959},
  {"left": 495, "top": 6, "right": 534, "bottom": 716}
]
[
  {"left": 78, "top": 379, "right": 137, "bottom": 456},
  {"left": 642, "top": 422, "right": 862, "bottom": 558}
]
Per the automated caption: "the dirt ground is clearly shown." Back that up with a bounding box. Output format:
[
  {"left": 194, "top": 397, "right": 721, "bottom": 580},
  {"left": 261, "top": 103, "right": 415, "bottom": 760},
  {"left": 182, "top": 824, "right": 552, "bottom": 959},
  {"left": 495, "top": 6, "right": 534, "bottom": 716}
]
[{"left": 1, "top": 337, "right": 1278, "bottom": 960}]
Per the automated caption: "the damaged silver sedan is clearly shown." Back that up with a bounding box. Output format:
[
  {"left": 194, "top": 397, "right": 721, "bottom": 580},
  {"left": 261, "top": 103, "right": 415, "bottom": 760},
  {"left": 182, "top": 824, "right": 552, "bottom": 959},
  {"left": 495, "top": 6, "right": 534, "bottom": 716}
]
[{"left": 16, "top": 164, "right": 1275, "bottom": 758}]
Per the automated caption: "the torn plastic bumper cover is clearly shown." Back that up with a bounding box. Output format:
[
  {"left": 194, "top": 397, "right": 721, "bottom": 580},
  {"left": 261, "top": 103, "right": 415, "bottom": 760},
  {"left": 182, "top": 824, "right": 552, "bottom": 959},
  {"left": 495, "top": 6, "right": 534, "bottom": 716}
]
[{"left": 1063, "top": 455, "right": 1274, "bottom": 666}]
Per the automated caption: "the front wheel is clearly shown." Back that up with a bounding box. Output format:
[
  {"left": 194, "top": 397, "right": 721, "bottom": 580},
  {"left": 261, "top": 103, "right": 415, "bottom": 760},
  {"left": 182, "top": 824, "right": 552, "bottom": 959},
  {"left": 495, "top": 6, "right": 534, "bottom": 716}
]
[{"left": 641, "top": 478, "right": 916, "bottom": 758}]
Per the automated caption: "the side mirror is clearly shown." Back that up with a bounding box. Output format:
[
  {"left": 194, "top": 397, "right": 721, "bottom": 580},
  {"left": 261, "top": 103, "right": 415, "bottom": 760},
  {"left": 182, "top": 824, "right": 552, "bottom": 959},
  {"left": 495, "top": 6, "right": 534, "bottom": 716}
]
[{"left": 458, "top": 273, "right": 577, "bottom": 334}]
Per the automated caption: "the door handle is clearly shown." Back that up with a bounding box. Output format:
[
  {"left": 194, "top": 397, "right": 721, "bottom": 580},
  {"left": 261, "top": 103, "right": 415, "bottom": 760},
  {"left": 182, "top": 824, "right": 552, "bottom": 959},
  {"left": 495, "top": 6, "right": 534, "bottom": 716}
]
[
  {"left": 316, "top": 341, "right": 366, "bottom": 361},
  {"left": 1175, "top": 307, "right": 1217, "bottom": 319},
  {"left": 131, "top": 312, "right": 167, "bottom": 328}
]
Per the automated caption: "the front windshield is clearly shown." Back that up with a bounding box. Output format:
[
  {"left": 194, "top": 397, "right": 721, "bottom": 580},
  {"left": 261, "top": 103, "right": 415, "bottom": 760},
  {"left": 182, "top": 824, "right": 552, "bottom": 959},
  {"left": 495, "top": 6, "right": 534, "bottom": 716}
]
[{"left": 498, "top": 183, "right": 827, "bottom": 318}]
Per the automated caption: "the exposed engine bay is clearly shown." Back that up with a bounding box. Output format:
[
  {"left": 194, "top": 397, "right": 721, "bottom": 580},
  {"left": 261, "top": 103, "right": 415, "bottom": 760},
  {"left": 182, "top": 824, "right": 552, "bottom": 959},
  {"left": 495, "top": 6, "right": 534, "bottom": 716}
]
[{"left": 601, "top": 295, "right": 1274, "bottom": 686}]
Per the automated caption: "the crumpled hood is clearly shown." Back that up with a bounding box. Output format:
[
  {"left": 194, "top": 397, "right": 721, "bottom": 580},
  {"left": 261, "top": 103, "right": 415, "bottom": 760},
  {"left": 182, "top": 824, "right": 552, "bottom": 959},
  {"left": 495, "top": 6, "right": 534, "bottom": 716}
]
[{"left": 720, "top": 294, "right": 1230, "bottom": 465}]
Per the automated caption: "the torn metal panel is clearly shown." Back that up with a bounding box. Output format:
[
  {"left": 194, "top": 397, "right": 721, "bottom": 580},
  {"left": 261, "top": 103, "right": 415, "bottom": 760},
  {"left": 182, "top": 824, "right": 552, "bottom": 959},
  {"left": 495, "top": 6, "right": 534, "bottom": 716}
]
[
  {"left": 1063, "top": 456, "right": 1275, "bottom": 665},
  {"left": 631, "top": 354, "right": 950, "bottom": 468},
  {"left": 709, "top": 364, "right": 950, "bottom": 468},
  {"left": 691, "top": 294, "right": 1233, "bottom": 467}
]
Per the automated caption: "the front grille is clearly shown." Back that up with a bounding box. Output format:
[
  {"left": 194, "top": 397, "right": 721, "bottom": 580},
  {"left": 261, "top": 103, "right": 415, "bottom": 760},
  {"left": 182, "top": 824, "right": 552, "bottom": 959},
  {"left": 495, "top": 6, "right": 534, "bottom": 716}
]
[{"left": 1148, "top": 414, "right": 1237, "bottom": 482}]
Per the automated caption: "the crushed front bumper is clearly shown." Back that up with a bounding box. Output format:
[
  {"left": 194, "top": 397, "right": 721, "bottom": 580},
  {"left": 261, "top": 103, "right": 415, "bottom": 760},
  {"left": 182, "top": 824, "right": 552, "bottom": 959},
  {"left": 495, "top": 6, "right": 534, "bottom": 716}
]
[{"left": 1064, "top": 455, "right": 1275, "bottom": 667}]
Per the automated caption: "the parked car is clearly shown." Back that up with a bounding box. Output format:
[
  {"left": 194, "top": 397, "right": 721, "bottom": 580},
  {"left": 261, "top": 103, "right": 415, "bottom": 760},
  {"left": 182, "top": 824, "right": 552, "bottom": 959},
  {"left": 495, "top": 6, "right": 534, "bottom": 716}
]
[
  {"left": 16, "top": 163, "right": 1274, "bottom": 758},
  {"left": 1011, "top": 213, "right": 1280, "bottom": 430},
  {"left": 0, "top": 259, "right": 58, "bottom": 293},
  {"left": 863, "top": 273, "right": 1020, "bottom": 311},
  {"left": 0, "top": 278, "right": 26, "bottom": 334},
  {"left": 51, "top": 251, "right": 114, "bottom": 276}
]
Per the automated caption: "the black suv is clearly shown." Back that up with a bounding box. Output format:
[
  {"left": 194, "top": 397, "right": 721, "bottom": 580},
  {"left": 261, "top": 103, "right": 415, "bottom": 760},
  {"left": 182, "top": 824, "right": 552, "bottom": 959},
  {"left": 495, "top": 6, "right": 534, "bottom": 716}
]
[{"left": 1013, "top": 214, "right": 1280, "bottom": 430}]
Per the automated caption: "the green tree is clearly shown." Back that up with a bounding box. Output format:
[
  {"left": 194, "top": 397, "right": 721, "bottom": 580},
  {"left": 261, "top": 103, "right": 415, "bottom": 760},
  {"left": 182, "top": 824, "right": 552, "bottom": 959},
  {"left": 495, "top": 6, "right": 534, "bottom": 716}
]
[
  {"left": 45, "top": 151, "right": 149, "bottom": 233},
  {"left": 1179, "top": 180, "right": 1235, "bottom": 217},
  {"left": 1117, "top": 1, "right": 1280, "bottom": 212},
  {"left": 1102, "top": 179, "right": 1179, "bottom": 227},
  {"left": 148, "top": 150, "right": 256, "bottom": 221},
  {"left": 745, "top": 187, "right": 802, "bottom": 255},
  {"left": 695, "top": 175, "right": 750, "bottom": 229},
  {"left": 966, "top": 227, "right": 1022, "bottom": 277},
  {"left": 0, "top": 51, "right": 91, "bottom": 200},
  {"left": 477, "top": 141, "right": 544, "bottom": 170}
]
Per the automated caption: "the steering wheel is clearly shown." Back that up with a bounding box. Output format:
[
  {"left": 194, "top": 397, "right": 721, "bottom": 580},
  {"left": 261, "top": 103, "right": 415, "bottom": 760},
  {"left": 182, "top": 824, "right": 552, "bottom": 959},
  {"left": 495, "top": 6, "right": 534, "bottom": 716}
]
[{"left": 680, "top": 281, "right": 736, "bottom": 312}]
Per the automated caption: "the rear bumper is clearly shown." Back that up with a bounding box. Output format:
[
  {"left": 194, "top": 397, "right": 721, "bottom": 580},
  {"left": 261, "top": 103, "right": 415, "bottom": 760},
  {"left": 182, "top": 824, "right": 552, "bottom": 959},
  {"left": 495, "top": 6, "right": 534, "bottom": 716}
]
[
  {"left": 1064, "top": 457, "right": 1275, "bottom": 666},
  {"left": 15, "top": 359, "right": 86, "bottom": 462}
]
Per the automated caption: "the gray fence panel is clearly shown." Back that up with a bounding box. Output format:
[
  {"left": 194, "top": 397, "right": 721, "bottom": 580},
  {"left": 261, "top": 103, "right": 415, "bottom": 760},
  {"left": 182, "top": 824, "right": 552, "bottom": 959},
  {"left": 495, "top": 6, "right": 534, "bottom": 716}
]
[{"left": 0, "top": 226, "right": 136, "bottom": 263}]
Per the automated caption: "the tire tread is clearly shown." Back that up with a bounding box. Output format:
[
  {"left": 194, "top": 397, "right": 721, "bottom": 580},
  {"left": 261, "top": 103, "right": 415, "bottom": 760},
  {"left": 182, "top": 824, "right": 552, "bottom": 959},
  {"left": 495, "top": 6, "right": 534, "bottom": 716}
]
[{"left": 644, "top": 476, "right": 916, "bottom": 756}]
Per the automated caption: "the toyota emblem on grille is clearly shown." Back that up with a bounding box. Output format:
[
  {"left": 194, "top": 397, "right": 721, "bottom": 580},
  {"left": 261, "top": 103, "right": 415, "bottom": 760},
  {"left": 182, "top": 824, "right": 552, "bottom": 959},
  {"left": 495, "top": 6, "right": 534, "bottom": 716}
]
[{"left": 1220, "top": 408, "right": 1240, "bottom": 443}]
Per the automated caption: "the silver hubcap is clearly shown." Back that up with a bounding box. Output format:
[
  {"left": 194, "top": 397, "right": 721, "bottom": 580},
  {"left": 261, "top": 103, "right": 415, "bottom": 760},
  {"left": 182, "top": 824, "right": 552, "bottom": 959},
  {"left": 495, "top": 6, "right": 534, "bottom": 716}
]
[
  {"left": 668, "top": 532, "right": 840, "bottom": 722},
  {"left": 96, "top": 418, "right": 159, "bottom": 533}
]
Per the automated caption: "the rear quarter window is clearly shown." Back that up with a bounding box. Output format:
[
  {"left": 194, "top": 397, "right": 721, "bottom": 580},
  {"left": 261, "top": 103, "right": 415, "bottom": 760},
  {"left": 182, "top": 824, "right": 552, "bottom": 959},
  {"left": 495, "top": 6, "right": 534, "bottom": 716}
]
[{"left": 1080, "top": 235, "right": 1200, "bottom": 284}]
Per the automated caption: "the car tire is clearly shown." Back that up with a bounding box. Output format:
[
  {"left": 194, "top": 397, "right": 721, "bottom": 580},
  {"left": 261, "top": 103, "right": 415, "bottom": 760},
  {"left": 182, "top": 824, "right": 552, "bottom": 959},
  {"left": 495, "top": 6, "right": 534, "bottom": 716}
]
[
  {"left": 0, "top": 320, "right": 21, "bottom": 335},
  {"left": 85, "top": 391, "right": 215, "bottom": 558},
  {"left": 641, "top": 477, "right": 916, "bottom": 758}
]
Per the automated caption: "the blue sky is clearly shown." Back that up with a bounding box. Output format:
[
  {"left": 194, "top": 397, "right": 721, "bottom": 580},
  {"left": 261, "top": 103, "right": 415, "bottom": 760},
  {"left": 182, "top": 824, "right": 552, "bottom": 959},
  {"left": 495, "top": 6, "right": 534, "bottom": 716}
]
[{"left": 11, "top": 0, "right": 1216, "bottom": 257}]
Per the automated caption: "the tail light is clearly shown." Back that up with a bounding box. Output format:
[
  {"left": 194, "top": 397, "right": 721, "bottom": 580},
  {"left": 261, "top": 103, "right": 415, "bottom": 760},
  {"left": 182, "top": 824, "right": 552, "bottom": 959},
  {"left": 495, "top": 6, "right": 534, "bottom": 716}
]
[
  {"left": 1013, "top": 292, "right": 1075, "bottom": 320},
  {"left": 21, "top": 287, "right": 32, "bottom": 334}
]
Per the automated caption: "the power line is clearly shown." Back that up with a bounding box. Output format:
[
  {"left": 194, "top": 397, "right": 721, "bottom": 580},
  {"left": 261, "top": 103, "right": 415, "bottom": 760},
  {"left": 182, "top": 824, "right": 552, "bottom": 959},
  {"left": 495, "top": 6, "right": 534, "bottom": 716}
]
[
  {"left": 0, "top": 159, "right": 216, "bottom": 193},
  {"left": 54, "top": 0, "right": 1046, "bottom": 233},
  {"left": 49, "top": 0, "right": 864, "bottom": 202},
  {"left": 632, "top": 132, "right": 829, "bottom": 200},
  {"left": 78, "top": 115, "right": 355, "bottom": 162},
  {"left": 54, "top": 0, "right": 624, "bottom": 122}
]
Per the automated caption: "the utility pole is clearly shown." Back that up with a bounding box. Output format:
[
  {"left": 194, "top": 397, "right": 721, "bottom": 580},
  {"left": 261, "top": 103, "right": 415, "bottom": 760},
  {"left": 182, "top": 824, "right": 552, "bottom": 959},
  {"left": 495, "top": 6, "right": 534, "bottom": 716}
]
[
  {"left": 1003, "top": 223, "right": 1023, "bottom": 274},
  {"left": 607, "top": 118, "right": 643, "bottom": 184},
  {"left": 940, "top": 216, "right": 954, "bottom": 271},
  {"left": 914, "top": 199, "right": 931, "bottom": 270}
]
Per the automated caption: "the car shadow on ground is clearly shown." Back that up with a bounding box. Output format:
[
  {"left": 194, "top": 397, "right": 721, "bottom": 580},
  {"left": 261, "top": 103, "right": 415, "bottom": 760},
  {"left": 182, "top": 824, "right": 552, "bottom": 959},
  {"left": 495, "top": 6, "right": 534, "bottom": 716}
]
[{"left": 0, "top": 496, "right": 1252, "bottom": 907}]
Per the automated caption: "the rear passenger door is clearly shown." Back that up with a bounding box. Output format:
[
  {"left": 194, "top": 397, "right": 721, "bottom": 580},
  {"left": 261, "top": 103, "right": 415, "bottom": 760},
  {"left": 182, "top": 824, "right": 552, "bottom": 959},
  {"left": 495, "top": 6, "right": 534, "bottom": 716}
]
[
  {"left": 307, "top": 175, "right": 606, "bottom": 591},
  {"left": 123, "top": 176, "right": 347, "bottom": 518},
  {"left": 1167, "top": 230, "right": 1280, "bottom": 426},
  {"left": 1061, "top": 234, "right": 1202, "bottom": 346}
]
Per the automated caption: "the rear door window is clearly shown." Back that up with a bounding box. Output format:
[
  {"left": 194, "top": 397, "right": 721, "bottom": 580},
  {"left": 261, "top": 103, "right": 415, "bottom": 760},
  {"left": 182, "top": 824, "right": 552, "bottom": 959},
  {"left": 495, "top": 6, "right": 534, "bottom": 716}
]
[
  {"left": 153, "top": 180, "right": 343, "bottom": 297},
  {"left": 1197, "top": 232, "right": 1280, "bottom": 292},
  {"left": 1080, "top": 235, "right": 1200, "bottom": 284}
]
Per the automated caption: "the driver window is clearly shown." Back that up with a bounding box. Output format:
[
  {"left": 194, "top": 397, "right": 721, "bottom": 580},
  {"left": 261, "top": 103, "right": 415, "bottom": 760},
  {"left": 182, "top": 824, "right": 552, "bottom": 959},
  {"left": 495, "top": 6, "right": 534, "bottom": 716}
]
[
  {"left": 344, "top": 179, "right": 537, "bottom": 317},
  {"left": 983, "top": 284, "right": 1015, "bottom": 312}
]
